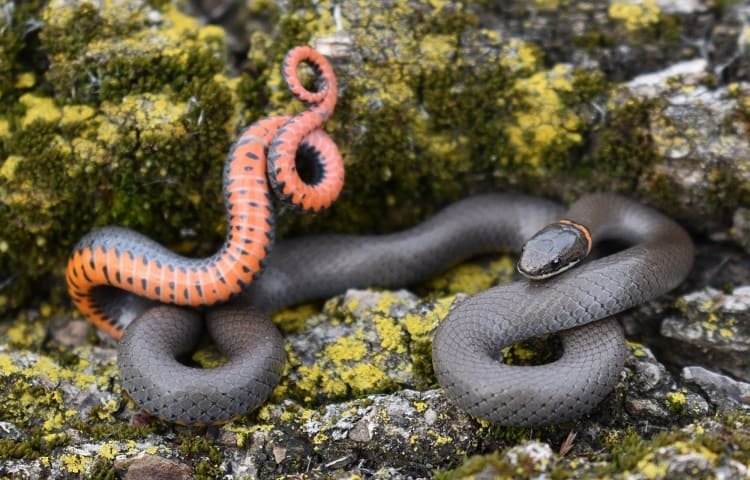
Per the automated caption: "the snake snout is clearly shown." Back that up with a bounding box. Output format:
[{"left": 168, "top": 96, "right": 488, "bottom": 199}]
[{"left": 517, "top": 222, "right": 590, "bottom": 280}]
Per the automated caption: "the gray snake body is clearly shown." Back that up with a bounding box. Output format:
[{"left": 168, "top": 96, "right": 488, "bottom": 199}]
[{"left": 117, "top": 193, "right": 693, "bottom": 425}]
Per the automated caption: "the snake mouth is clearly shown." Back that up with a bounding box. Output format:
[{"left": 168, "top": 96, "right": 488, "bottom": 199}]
[{"left": 517, "top": 259, "right": 580, "bottom": 281}]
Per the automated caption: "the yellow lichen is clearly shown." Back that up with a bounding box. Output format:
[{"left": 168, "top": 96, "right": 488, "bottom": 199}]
[
  {"left": 296, "top": 364, "right": 347, "bottom": 400},
  {"left": 96, "top": 398, "right": 120, "bottom": 421},
  {"left": 501, "top": 343, "right": 538, "bottom": 363},
  {"left": 702, "top": 321, "right": 717, "bottom": 332},
  {"left": 223, "top": 423, "right": 274, "bottom": 448},
  {"left": 0, "top": 155, "right": 24, "bottom": 181},
  {"left": 61, "top": 105, "right": 96, "bottom": 126},
  {"left": 428, "top": 430, "right": 453, "bottom": 446},
  {"left": 0, "top": 117, "right": 10, "bottom": 137},
  {"left": 60, "top": 452, "right": 92, "bottom": 474},
  {"left": 532, "top": 0, "right": 560, "bottom": 9},
  {"left": 672, "top": 440, "right": 718, "bottom": 463},
  {"left": 313, "top": 432, "right": 329, "bottom": 445},
  {"left": 19, "top": 94, "right": 62, "bottom": 127},
  {"left": 506, "top": 64, "right": 582, "bottom": 168},
  {"left": 162, "top": 3, "right": 200, "bottom": 32},
  {"left": 144, "top": 446, "right": 159, "bottom": 455},
  {"left": 198, "top": 24, "right": 226, "bottom": 42},
  {"left": 272, "top": 304, "right": 318, "bottom": 334},
  {"left": 6, "top": 318, "right": 46, "bottom": 349},
  {"left": 404, "top": 296, "right": 455, "bottom": 338},
  {"left": 501, "top": 39, "right": 539, "bottom": 74},
  {"left": 0, "top": 353, "right": 20, "bottom": 375},
  {"left": 635, "top": 454, "right": 668, "bottom": 480},
  {"left": 608, "top": 0, "right": 661, "bottom": 32},
  {"left": 101, "top": 93, "right": 187, "bottom": 140},
  {"left": 14, "top": 72, "right": 36, "bottom": 88},
  {"left": 428, "top": 263, "right": 497, "bottom": 296},
  {"left": 324, "top": 335, "right": 368, "bottom": 365},
  {"left": 373, "top": 314, "right": 407, "bottom": 353},
  {"left": 21, "top": 354, "right": 97, "bottom": 391},
  {"left": 419, "top": 34, "right": 457, "bottom": 70},
  {"left": 43, "top": 412, "right": 66, "bottom": 432},
  {"left": 666, "top": 391, "right": 687, "bottom": 413},
  {"left": 627, "top": 340, "right": 648, "bottom": 358},
  {"left": 340, "top": 363, "right": 390, "bottom": 392},
  {"left": 374, "top": 291, "right": 405, "bottom": 314}
]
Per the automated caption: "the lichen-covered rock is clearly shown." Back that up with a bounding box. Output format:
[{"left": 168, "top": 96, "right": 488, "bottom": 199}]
[
  {"left": 1, "top": 0, "right": 750, "bottom": 478},
  {"left": 438, "top": 414, "right": 750, "bottom": 480},
  {"left": 279, "top": 289, "right": 432, "bottom": 403},
  {"left": 732, "top": 207, "right": 750, "bottom": 253},
  {"left": 660, "top": 286, "right": 750, "bottom": 382},
  {"left": 0, "top": 0, "right": 240, "bottom": 311},
  {"left": 2, "top": 0, "right": 749, "bottom": 312},
  {"left": 682, "top": 366, "right": 750, "bottom": 413},
  {"left": 232, "top": 389, "right": 490, "bottom": 478},
  {"left": 613, "top": 70, "right": 750, "bottom": 233}
]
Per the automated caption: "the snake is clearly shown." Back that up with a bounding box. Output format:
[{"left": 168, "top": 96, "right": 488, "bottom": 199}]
[
  {"left": 65, "top": 52, "right": 694, "bottom": 427},
  {"left": 65, "top": 46, "right": 343, "bottom": 424}
]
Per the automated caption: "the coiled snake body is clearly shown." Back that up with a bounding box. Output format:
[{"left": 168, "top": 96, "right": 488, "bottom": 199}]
[{"left": 66, "top": 49, "right": 694, "bottom": 426}]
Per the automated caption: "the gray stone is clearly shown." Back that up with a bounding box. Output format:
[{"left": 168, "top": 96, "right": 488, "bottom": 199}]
[
  {"left": 660, "top": 286, "right": 750, "bottom": 381},
  {"left": 682, "top": 366, "right": 750, "bottom": 412},
  {"left": 115, "top": 453, "right": 193, "bottom": 480}
]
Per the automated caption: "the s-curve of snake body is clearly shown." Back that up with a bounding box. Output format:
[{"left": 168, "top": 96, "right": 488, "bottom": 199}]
[
  {"left": 66, "top": 45, "right": 344, "bottom": 425},
  {"left": 66, "top": 50, "right": 694, "bottom": 428}
]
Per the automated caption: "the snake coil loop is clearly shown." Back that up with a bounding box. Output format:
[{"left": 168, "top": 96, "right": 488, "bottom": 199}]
[{"left": 66, "top": 46, "right": 343, "bottom": 340}]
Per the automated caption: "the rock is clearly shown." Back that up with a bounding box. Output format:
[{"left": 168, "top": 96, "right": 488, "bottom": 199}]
[
  {"left": 621, "top": 343, "right": 710, "bottom": 424},
  {"left": 1, "top": 0, "right": 750, "bottom": 478},
  {"left": 279, "top": 289, "right": 451, "bottom": 404},
  {"left": 682, "top": 366, "right": 750, "bottom": 412},
  {"left": 246, "top": 388, "right": 488, "bottom": 478},
  {"left": 660, "top": 286, "right": 750, "bottom": 381},
  {"left": 614, "top": 75, "right": 750, "bottom": 234},
  {"left": 438, "top": 416, "right": 750, "bottom": 479},
  {"left": 51, "top": 319, "right": 91, "bottom": 347},
  {"left": 732, "top": 208, "right": 750, "bottom": 254},
  {"left": 115, "top": 454, "right": 193, "bottom": 480}
]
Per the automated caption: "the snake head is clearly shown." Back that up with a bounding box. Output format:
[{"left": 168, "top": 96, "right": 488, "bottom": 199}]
[{"left": 517, "top": 220, "right": 592, "bottom": 281}]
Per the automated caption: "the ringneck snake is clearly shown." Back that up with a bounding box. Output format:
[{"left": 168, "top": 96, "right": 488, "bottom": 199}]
[{"left": 66, "top": 47, "right": 694, "bottom": 426}]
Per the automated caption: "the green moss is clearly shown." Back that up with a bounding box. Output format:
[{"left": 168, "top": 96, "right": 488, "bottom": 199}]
[
  {"left": 578, "top": 94, "right": 664, "bottom": 199},
  {"left": 0, "top": 1, "right": 45, "bottom": 103},
  {"left": 435, "top": 441, "right": 548, "bottom": 479},
  {"left": 441, "top": 413, "right": 750, "bottom": 479},
  {"left": 86, "top": 458, "right": 116, "bottom": 480},
  {"left": 403, "top": 296, "right": 456, "bottom": 385},
  {"left": 177, "top": 433, "right": 223, "bottom": 478},
  {"left": 604, "top": 415, "right": 750, "bottom": 475},
  {"left": 1, "top": 0, "right": 244, "bottom": 311},
  {"left": 42, "top": 3, "right": 226, "bottom": 103}
]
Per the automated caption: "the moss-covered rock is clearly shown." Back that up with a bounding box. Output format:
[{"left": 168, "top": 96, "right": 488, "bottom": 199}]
[
  {"left": 438, "top": 414, "right": 750, "bottom": 479},
  {"left": 1, "top": 0, "right": 750, "bottom": 478},
  {"left": 0, "top": 1, "right": 242, "bottom": 310},
  {"left": 2, "top": 0, "right": 748, "bottom": 312},
  {"left": 660, "top": 285, "right": 750, "bottom": 382}
]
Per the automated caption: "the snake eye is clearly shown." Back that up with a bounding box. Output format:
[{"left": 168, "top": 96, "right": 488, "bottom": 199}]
[{"left": 552, "top": 258, "right": 560, "bottom": 265}]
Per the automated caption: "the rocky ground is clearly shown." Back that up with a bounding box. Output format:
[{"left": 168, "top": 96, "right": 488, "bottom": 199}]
[{"left": 1, "top": 0, "right": 750, "bottom": 479}]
